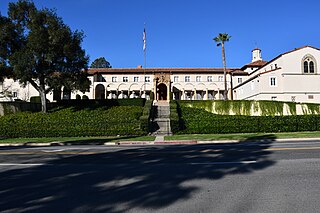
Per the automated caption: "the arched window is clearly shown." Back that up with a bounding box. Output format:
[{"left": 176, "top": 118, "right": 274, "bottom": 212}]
[
  {"left": 304, "top": 61, "right": 309, "bottom": 73},
  {"left": 310, "top": 61, "right": 315, "bottom": 73},
  {"left": 302, "top": 55, "right": 317, "bottom": 74}
]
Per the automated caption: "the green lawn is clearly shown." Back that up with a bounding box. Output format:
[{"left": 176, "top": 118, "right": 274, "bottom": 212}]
[
  {"left": 0, "top": 136, "right": 155, "bottom": 144},
  {"left": 165, "top": 131, "right": 320, "bottom": 141}
]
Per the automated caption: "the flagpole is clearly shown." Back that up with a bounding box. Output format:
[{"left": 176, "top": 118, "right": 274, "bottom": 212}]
[{"left": 143, "top": 23, "right": 147, "bottom": 95}]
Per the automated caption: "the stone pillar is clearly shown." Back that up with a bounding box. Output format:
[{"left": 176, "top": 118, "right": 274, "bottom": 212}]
[
  {"left": 206, "top": 89, "right": 209, "bottom": 100},
  {"left": 194, "top": 88, "right": 197, "bottom": 100},
  {"left": 167, "top": 83, "right": 170, "bottom": 101},
  {"left": 182, "top": 89, "right": 185, "bottom": 100}
]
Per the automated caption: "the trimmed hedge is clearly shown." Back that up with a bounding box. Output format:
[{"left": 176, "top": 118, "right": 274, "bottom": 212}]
[
  {"left": 0, "top": 106, "right": 146, "bottom": 138},
  {"left": 171, "top": 101, "right": 320, "bottom": 134},
  {"left": 139, "top": 100, "right": 153, "bottom": 132}
]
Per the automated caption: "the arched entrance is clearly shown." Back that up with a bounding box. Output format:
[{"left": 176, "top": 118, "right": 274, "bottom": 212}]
[
  {"left": 157, "top": 83, "right": 167, "bottom": 100},
  {"left": 95, "top": 84, "right": 105, "bottom": 99}
]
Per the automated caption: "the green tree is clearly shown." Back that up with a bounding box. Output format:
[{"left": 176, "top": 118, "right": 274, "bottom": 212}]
[
  {"left": 213, "top": 33, "right": 231, "bottom": 100},
  {"left": 0, "top": 0, "right": 89, "bottom": 112},
  {"left": 90, "top": 57, "right": 112, "bottom": 68}
]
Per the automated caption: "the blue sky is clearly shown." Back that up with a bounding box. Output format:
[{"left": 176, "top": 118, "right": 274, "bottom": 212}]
[{"left": 1, "top": 0, "right": 320, "bottom": 68}]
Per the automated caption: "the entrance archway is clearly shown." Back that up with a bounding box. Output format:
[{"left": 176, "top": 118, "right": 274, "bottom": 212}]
[
  {"left": 95, "top": 84, "right": 105, "bottom": 99},
  {"left": 157, "top": 83, "right": 167, "bottom": 100}
]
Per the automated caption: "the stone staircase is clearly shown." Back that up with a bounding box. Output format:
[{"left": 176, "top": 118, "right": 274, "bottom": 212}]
[{"left": 152, "top": 101, "right": 172, "bottom": 136}]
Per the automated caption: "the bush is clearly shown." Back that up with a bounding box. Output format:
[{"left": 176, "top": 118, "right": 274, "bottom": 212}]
[
  {"left": 82, "top": 95, "right": 89, "bottom": 100},
  {"left": 76, "top": 94, "right": 81, "bottom": 100},
  {"left": 0, "top": 106, "right": 147, "bottom": 138},
  {"left": 172, "top": 101, "right": 320, "bottom": 134},
  {"left": 139, "top": 100, "right": 153, "bottom": 132}
]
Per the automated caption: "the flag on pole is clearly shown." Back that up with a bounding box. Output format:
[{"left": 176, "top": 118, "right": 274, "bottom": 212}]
[{"left": 143, "top": 27, "right": 146, "bottom": 51}]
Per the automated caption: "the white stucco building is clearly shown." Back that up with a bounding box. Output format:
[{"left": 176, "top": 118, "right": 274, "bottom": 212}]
[
  {"left": 1, "top": 45, "right": 320, "bottom": 104},
  {"left": 234, "top": 46, "right": 320, "bottom": 103}
]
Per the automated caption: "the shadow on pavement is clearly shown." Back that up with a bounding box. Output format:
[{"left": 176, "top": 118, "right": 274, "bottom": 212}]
[{"left": 0, "top": 135, "right": 276, "bottom": 212}]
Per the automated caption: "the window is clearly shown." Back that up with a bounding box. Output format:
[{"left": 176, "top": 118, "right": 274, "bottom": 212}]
[
  {"left": 291, "top": 96, "right": 296, "bottom": 102},
  {"left": 308, "top": 95, "right": 314, "bottom": 99},
  {"left": 207, "top": 76, "right": 212, "bottom": 82},
  {"left": 271, "top": 96, "right": 277, "bottom": 101},
  {"left": 310, "top": 61, "right": 315, "bottom": 73},
  {"left": 112, "top": 77, "right": 117, "bottom": 82},
  {"left": 270, "top": 77, "right": 277, "bottom": 87},
  {"left": 174, "top": 76, "right": 179, "bottom": 82},
  {"left": 302, "top": 55, "right": 317, "bottom": 74},
  {"left": 218, "top": 76, "right": 223, "bottom": 82},
  {"left": 145, "top": 76, "right": 150, "bottom": 82},
  {"left": 123, "top": 77, "right": 128, "bottom": 82},
  {"left": 134, "top": 77, "right": 139, "bottom": 82},
  {"left": 237, "top": 78, "right": 242, "bottom": 84},
  {"left": 185, "top": 76, "right": 190, "bottom": 82},
  {"left": 196, "top": 76, "right": 201, "bottom": 82},
  {"left": 13, "top": 92, "right": 18, "bottom": 98}
]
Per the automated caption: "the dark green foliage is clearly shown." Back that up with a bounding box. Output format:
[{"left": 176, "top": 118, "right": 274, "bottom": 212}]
[
  {"left": 0, "top": 0, "right": 89, "bottom": 113},
  {"left": 139, "top": 100, "right": 153, "bottom": 132},
  {"left": 30, "top": 96, "right": 41, "bottom": 103},
  {"left": 75, "top": 94, "right": 81, "bottom": 100},
  {"left": 30, "top": 96, "right": 49, "bottom": 103},
  {"left": 170, "top": 101, "right": 181, "bottom": 133},
  {"left": 90, "top": 57, "right": 111, "bottom": 68},
  {"left": 0, "top": 106, "right": 146, "bottom": 138},
  {"left": 82, "top": 95, "right": 89, "bottom": 100},
  {"left": 172, "top": 101, "right": 320, "bottom": 134}
]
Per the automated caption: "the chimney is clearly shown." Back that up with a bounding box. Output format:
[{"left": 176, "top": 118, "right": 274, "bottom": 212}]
[
  {"left": 137, "top": 65, "right": 143, "bottom": 68},
  {"left": 252, "top": 48, "right": 262, "bottom": 62}
]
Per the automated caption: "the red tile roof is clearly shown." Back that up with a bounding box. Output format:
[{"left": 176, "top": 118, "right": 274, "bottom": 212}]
[{"left": 88, "top": 67, "right": 246, "bottom": 75}]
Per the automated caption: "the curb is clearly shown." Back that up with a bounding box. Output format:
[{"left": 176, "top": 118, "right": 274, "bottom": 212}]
[{"left": 1, "top": 137, "right": 320, "bottom": 147}]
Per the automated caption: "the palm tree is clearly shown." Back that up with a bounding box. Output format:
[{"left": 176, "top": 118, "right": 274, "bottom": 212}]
[{"left": 213, "top": 33, "right": 231, "bottom": 100}]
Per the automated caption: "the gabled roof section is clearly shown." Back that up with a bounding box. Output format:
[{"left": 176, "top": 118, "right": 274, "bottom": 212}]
[
  {"left": 241, "top": 60, "right": 268, "bottom": 70},
  {"left": 247, "top": 45, "right": 320, "bottom": 76}
]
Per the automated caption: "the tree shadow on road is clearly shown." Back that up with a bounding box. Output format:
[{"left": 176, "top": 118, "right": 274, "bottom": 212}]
[{"left": 0, "top": 135, "right": 276, "bottom": 212}]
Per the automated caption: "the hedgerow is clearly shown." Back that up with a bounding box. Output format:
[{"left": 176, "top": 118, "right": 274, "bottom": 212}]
[
  {"left": 171, "top": 101, "right": 320, "bottom": 134},
  {"left": 0, "top": 106, "right": 146, "bottom": 138}
]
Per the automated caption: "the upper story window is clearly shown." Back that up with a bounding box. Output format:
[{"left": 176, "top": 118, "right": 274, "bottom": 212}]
[
  {"left": 207, "top": 76, "right": 212, "bottom": 82},
  {"left": 123, "top": 76, "right": 128, "bottom": 82},
  {"left": 302, "top": 54, "right": 317, "bottom": 74},
  {"left": 218, "top": 76, "right": 223, "bottom": 82},
  {"left": 174, "top": 76, "right": 179, "bottom": 82},
  {"left": 270, "top": 76, "right": 277, "bottom": 87},
  {"left": 134, "top": 77, "right": 139, "bottom": 82},
  {"left": 185, "top": 76, "right": 190, "bottom": 82},
  {"left": 145, "top": 76, "right": 150, "bottom": 82},
  {"left": 112, "top": 77, "right": 117, "bottom": 82},
  {"left": 196, "top": 76, "right": 201, "bottom": 82},
  {"left": 237, "top": 78, "right": 242, "bottom": 84}
]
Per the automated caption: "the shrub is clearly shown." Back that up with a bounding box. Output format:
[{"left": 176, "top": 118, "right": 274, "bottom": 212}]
[
  {"left": 172, "top": 101, "right": 320, "bottom": 134},
  {"left": 76, "top": 94, "right": 81, "bottom": 100},
  {"left": 0, "top": 106, "right": 146, "bottom": 138}
]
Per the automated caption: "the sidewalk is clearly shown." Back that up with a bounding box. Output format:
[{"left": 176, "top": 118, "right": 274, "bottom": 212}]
[{"left": 1, "top": 137, "right": 320, "bottom": 146}]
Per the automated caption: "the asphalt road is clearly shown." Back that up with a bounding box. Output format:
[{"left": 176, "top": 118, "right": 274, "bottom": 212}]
[{"left": 1, "top": 140, "right": 320, "bottom": 213}]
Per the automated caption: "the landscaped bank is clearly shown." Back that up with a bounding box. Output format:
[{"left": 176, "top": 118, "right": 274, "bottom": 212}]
[
  {"left": 0, "top": 99, "right": 152, "bottom": 138},
  {"left": 170, "top": 100, "right": 320, "bottom": 134}
]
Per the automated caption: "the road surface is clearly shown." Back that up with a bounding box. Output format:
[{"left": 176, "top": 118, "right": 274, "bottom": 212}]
[{"left": 0, "top": 139, "right": 320, "bottom": 213}]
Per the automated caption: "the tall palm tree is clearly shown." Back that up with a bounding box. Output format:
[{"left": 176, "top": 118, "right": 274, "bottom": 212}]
[{"left": 213, "top": 33, "right": 231, "bottom": 100}]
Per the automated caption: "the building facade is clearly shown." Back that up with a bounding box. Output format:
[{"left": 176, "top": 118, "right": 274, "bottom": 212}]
[{"left": 1, "top": 46, "right": 320, "bottom": 104}]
